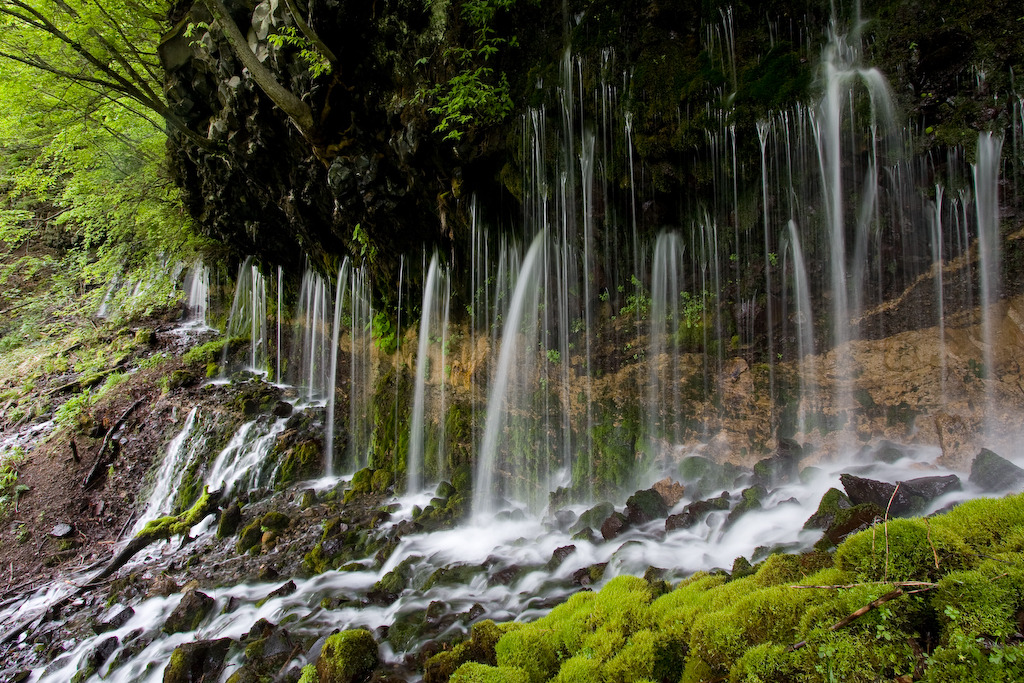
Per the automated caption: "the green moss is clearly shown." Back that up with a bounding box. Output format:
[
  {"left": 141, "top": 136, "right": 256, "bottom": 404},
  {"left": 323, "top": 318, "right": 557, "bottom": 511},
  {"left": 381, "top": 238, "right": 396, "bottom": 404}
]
[
  {"left": 494, "top": 629, "right": 559, "bottom": 683},
  {"left": 277, "top": 440, "right": 322, "bottom": 486},
  {"left": 315, "top": 629, "right": 378, "bottom": 683},
  {"left": 450, "top": 662, "right": 530, "bottom": 683},
  {"left": 834, "top": 517, "right": 970, "bottom": 582},
  {"left": 297, "top": 664, "right": 317, "bottom": 683},
  {"left": 137, "top": 487, "right": 219, "bottom": 541},
  {"left": 183, "top": 338, "right": 226, "bottom": 366},
  {"left": 260, "top": 511, "right": 290, "bottom": 532},
  {"left": 236, "top": 519, "right": 262, "bottom": 554}
]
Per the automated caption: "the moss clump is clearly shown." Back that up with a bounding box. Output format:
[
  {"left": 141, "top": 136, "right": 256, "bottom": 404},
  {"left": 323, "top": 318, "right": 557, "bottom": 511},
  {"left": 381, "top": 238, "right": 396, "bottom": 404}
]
[
  {"left": 424, "top": 620, "right": 510, "bottom": 683},
  {"left": 450, "top": 663, "right": 530, "bottom": 683},
  {"left": 315, "top": 629, "right": 378, "bottom": 683},
  {"left": 437, "top": 494, "right": 1024, "bottom": 683},
  {"left": 183, "top": 338, "right": 226, "bottom": 366},
  {"left": 137, "top": 487, "right": 220, "bottom": 541}
]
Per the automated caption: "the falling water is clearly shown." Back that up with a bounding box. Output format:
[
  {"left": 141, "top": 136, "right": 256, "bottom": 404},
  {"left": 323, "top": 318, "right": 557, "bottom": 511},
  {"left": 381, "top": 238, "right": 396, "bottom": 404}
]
[
  {"left": 325, "top": 258, "right": 351, "bottom": 477},
  {"left": 974, "top": 132, "right": 1004, "bottom": 431},
  {"left": 181, "top": 261, "right": 210, "bottom": 328},
  {"left": 222, "top": 257, "right": 268, "bottom": 376},
  {"left": 408, "top": 254, "right": 446, "bottom": 492},
  {"left": 131, "top": 408, "right": 201, "bottom": 534},
  {"left": 474, "top": 232, "right": 547, "bottom": 518},
  {"left": 785, "top": 220, "right": 816, "bottom": 437},
  {"left": 647, "top": 231, "right": 686, "bottom": 466},
  {"left": 290, "top": 268, "right": 333, "bottom": 403}
]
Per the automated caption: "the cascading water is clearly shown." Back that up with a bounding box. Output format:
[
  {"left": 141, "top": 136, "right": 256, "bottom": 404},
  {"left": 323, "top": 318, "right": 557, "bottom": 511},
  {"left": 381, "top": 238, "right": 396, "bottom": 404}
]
[
  {"left": 408, "top": 254, "right": 449, "bottom": 492},
  {"left": 221, "top": 257, "right": 269, "bottom": 377},
  {"left": 131, "top": 408, "right": 201, "bottom": 534},
  {"left": 181, "top": 261, "right": 210, "bottom": 329},
  {"left": 973, "top": 131, "right": 1004, "bottom": 433},
  {"left": 290, "top": 268, "right": 333, "bottom": 404}
]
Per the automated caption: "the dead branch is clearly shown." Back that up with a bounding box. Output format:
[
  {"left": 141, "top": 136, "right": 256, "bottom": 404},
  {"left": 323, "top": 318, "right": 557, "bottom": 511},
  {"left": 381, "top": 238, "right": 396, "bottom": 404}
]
[{"left": 83, "top": 398, "right": 143, "bottom": 489}]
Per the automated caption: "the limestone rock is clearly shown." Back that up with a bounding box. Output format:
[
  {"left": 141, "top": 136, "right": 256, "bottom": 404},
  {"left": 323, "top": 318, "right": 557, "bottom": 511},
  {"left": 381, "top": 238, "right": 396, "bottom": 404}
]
[
  {"left": 839, "top": 473, "right": 961, "bottom": 516},
  {"left": 600, "top": 511, "right": 629, "bottom": 541},
  {"left": 652, "top": 477, "right": 685, "bottom": 508},
  {"left": 625, "top": 488, "right": 669, "bottom": 525},
  {"left": 665, "top": 493, "right": 731, "bottom": 531}
]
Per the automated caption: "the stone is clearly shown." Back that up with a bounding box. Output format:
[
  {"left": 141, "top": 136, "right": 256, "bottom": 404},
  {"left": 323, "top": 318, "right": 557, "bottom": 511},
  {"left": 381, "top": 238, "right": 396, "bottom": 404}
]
[
  {"left": 651, "top": 477, "right": 685, "bottom": 508},
  {"left": 93, "top": 604, "right": 134, "bottom": 634},
  {"left": 803, "top": 488, "right": 851, "bottom": 530},
  {"left": 435, "top": 481, "right": 456, "bottom": 500},
  {"left": 271, "top": 400, "right": 292, "bottom": 418},
  {"left": 724, "top": 486, "right": 766, "bottom": 528},
  {"left": 840, "top": 473, "right": 961, "bottom": 516},
  {"left": 665, "top": 493, "right": 731, "bottom": 532},
  {"left": 257, "top": 580, "right": 296, "bottom": 607},
  {"left": 163, "top": 638, "right": 232, "bottom": 683},
  {"left": 260, "top": 511, "right": 290, "bottom": 531},
  {"left": 216, "top": 502, "right": 241, "bottom": 539},
  {"left": 969, "top": 449, "right": 1024, "bottom": 493},
  {"left": 600, "top": 511, "right": 629, "bottom": 540},
  {"left": 547, "top": 545, "right": 577, "bottom": 569},
  {"left": 570, "top": 502, "right": 614, "bottom": 535},
  {"left": 625, "top": 488, "right": 669, "bottom": 525},
  {"left": 50, "top": 523, "right": 74, "bottom": 539},
  {"left": 163, "top": 589, "right": 214, "bottom": 635}
]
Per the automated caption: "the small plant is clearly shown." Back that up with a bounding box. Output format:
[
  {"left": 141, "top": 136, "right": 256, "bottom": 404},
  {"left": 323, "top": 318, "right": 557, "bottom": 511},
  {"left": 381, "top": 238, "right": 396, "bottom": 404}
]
[
  {"left": 546, "top": 349, "right": 560, "bottom": 364},
  {"left": 55, "top": 390, "right": 92, "bottom": 431},
  {"left": 267, "top": 27, "right": 332, "bottom": 78}
]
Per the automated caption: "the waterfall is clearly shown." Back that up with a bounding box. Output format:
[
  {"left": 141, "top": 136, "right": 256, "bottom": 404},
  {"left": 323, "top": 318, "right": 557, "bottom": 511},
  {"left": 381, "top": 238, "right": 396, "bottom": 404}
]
[
  {"left": 290, "top": 268, "right": 333, "bottom": 404},
  {"left": 785, "top": 221, "right": 816, "bottom": 437},
  {"left": 324, "top": 258, "right": 351, "bottom": 477},
  {"left": 647, "top": 231, "right": 686, "bottom": 467},
  {"left": 181, "top": 261, "right": 210, "bottom": 329},
  {"left": 974, "top": 132, "right": 1004, "bottom": 432},
  {"left": 222, "top": 257, "right": 268, "bottom": 377},
  {"left": 408, "top": 254, "right": 446, "bottom": 492},
  {"left": 474, "top": 232, "right": 547, "bottom": 519},
  {"left": 131, "top": 408, "right": 201, "bottom": 534}
]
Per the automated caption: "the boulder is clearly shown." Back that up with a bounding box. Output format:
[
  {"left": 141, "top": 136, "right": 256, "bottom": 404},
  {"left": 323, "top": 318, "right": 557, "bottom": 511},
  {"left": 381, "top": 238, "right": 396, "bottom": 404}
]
[
  {"left": 600, "top": 511, "right": 629, "bottom": 541},
  {"left": 624, "top": 488, "right": 669, "bottom": 525},
  {"left": 92, "top": 605, "right": 134, "bottom": 634},
  {"left": 665, "top": 493, "right": 731, "bottom": 531},
  {"left": 547, "top": 545, "right": 577, "bottom": 569},
  {"left": 724, "top": 486, "right": 766, "bottom": 528},
  {"left": 163, "top": 638, "right": 232, "bottom": 683},
  {"left": 969, "top": 449, "right": 1024, "bottom": 493},
  {"left": 651, "top": 477, "right": 685, "bottom": 508},
  {"left": 163, "top": 589, "right": 214, "bottom": 635},
  {"left": 569, "top": 502, "right": 614, "bottom": 535},
  {"left": 840, "top": 473, "right": 961, "bottom": 516}
]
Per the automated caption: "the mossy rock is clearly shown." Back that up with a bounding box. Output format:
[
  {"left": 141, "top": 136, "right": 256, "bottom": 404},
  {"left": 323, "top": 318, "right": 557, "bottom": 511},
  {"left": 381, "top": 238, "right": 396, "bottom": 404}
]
[
  {"left": 217, "top": 502, "right": 242, "bottom": 539},
  {"left": 133, "top": 328, "right": 156, "bottom": 346},
  {"left": 163, "top": 638, "right": 232, "bottom": 683},
  {"left": 277, "top": 441, "right": 323, "bottom": 486},
  {"left": 236, "top": 520, "right": 263, "bottom": 554},
  {"left": 570, "top": 501, "right": 615, "bottom": 535},
  {"left": 163, "top": 589, "right": 214, "bottom": 634},
  {"left": 260, "top": 511, "right": 290, "bottom": 532},
  {"left": 371, "top": 467, "right": 393, "bottom": 493},
  {"left": 315, "top": 629, "right": 378, "bottom": 683}
]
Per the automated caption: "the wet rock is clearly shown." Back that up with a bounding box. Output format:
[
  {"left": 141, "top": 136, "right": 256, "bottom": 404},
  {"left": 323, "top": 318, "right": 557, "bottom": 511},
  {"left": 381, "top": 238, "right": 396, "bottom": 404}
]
[
  {"left": 488, "top": 564, "right": 526, "bottom": 586},
  {"left": 92, "top": 604, "right": 134, "bottom": 634},
  {"left": 752, "top": 443, "right": 802, "bottom": 487},
  {"left": 300, "top": 488, "right": 317, "bottom": 508},
  {"left": 724, "top": 486, "right": 767, "bottom": 528},
  {"left": 236, "top": 520, "right": 263, "bottom": 554},
  {"left": 271, "top": 400, "right": 292, "bottom": 417},
  {"left": 813, "top": 503, "right": 884, "bottom": 551},
  {"left": 435, "top": 480, "right": 456, "bottom": 500},
  {"left": 856, "top": 439, "right": 907, "bottom": 464},
  {"left": 216, "top": 502, "right": 242, "bottom": 539},
  {"left": 571, "top": 527, "right": 597, "bottom": 544},
  {"left": 665, "top": 493, "right": 731, "bottom": 531},
  {"left": 260, "top": 511, "right": 290, "bottom": 531},
  {"left": 50, "top": 523, "right": 74, "bottom": 538},
  {"left": 600, "top": 511, "right": 629, "bottom": 540},
  {"left": 569, "top": 502, "right": 614, "bottom": 535},
  {"left": 368, "top": 556, "right": 421, "bottom": 604},
  {"left": 547, "top": 545, "right": 577, "bottom": 569},
  {"left": 423, "top": 563, "right": 484, "bottom": 590},
  {"left": 803, "top": 488, "right": 852, "bottom": 530},
  {"left": 315, "top": 629, "right": 379, "bottom": 683},
  {"left": 840, "top": 473, "right": 961, "bottom": 516},
  {"left": 163, "top": 637, "right": 232, "bottom": 683},
  {"left": 572, "top": 562, "right": 607, "bottom": 587},
  {"left": 652, "top": 477, "right": 685, "bottom": 508},
  {"left": 625, "top": 488, "right": 669, "bottom": 525},
  {"left": 256, "top": 580, "right": 296, "bottom": 607},
  {"left": 549, "top": 508, "right": 577, "bottom": 531},
  {"left": 163, "top": 589, "right": 214, "bottom": 635},
  {"left": 969, "top": 449, "right": 1024, "bottom": 493}
]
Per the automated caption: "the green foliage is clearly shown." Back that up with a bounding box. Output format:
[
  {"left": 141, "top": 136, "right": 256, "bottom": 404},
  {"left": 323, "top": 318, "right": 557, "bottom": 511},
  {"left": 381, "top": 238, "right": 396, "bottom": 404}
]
[
  {"left": 0, "top": 446, "right": 29, "bottom": 521},
  {"left": 619, "top": 275, "right": 651, "bottom": 318},
  {"left": 371, "top": 310, "right": 398, "bottom": 354},
  {"left": 54, "top": 390, "right": 92, "bottom": 432},
  {"left": 316, "top": 629, "right": 379, "bottom": 683},
  {"left": 426, "top": 0, "right": 517, "bottom": 141},
  {"left": 267, "top": 27, "right": 332, "bottom": 77}
]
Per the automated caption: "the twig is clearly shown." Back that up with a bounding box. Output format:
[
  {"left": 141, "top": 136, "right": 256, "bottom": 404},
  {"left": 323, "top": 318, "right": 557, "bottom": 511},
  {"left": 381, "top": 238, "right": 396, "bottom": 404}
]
[
  {"left": 791, "top": 581, "right": 937, "bottom": 590},
  {"left": 788, "top": 582, "right": 938, "bottom": 652},
  {"left": 884, "top": 483, "right": 900, "bottom": 583},
  {"left": 924, "top": 518, "right": 939, "bottom": 570}
]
